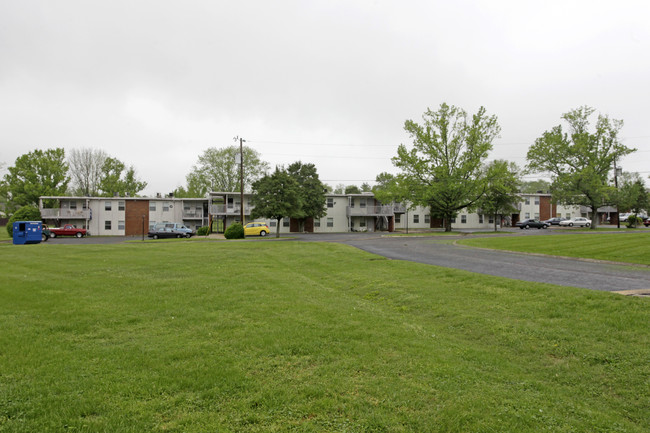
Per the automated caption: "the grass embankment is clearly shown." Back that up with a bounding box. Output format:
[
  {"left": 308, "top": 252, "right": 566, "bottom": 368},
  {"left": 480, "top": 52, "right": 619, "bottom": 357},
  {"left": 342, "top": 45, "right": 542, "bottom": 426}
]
[
  {"left": 459, "top": 232, "right": 650, "bottom": 266},
  {"left": 1, "top": 241, "right": 649, "bottom": 432}
]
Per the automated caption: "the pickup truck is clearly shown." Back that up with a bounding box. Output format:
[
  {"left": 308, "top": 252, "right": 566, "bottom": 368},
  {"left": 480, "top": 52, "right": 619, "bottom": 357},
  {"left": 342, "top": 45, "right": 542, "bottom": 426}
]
[{"left": 48, "top": 224, "right": 88, "bottom": 238}]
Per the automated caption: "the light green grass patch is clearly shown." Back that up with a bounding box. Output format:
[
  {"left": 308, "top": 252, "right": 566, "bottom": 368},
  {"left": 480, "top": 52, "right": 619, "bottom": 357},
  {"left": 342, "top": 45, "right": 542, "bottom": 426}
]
[
  {"left": 459, "top": 232, "right": 650, "bottom": 265},
  {"left": 1, "top": 241, "right": 648, "bottom": 432}
]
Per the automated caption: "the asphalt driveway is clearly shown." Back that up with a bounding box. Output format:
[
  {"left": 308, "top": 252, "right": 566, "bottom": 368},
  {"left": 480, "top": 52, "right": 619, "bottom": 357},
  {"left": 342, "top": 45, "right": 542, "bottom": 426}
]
[{"left": 293, "top": 232, "right": 650, "bottom": 293}]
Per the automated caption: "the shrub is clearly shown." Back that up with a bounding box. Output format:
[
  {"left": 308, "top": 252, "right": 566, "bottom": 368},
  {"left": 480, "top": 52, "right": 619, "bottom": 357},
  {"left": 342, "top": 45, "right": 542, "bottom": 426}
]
[
  {"left": 626, "top": 214, "right": 643, "bottom": 228},
  {"left": 6, "top": 205, "right": 42, "bottom": 237},
  {"left": 224, "top": 223, "right": 244, "bottom": 239},
  {"left": 196, "top": 226, "right": 210, "bottom": 236}
]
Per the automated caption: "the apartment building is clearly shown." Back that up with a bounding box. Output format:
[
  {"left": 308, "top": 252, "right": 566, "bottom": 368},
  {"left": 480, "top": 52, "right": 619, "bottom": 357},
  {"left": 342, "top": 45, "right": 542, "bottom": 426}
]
[{"left": 39, "top": 192, "right": 586, "bottom": 236}]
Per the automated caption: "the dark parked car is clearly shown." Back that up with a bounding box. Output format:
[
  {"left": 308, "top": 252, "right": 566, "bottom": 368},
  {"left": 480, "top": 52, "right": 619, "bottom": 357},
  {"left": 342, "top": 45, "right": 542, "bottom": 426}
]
[
  {"left": 543, "top": 217, "right": 566, "bottom": 225},
  {"left": 147, "top": 227, "right": 193, "bottom": 239},
  {"left": 644, "top": 217, "right": 650, "bottom": 227},
  {"left": 515, "top": 219, "right": 549, "bottom": 229}
]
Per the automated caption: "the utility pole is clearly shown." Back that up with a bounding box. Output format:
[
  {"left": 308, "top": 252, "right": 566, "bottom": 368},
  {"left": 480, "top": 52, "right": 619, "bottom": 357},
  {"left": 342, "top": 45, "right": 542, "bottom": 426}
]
[
  {"left": 234, "top": 136, "right": 245, "bottom": 225},
  {"left": 614, "top": 160, "right": 622, "bottom": 229}
]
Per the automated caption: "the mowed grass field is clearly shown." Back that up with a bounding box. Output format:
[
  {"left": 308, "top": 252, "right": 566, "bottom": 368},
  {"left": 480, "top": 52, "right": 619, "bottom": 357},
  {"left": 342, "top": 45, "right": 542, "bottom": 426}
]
[
  {"left": 458, "top": 232, "right": 650, "bottom": 266},
  {"left": 1, "top": 240, "right": 649, "bottom": 432}
]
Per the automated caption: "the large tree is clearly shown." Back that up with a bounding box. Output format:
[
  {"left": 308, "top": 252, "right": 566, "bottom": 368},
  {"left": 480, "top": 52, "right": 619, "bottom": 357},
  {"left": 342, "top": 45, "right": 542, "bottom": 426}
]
[
  {"left": 68, "top": 148, "right": 107, "bottom": 196},
  {"left": 527, "top": 106, "right": 635, "bottom": 229},
  {"left": 250, "top": 167, "right": 302, "bottom": 238},
  {"left": 475, "top": 160, "right": 521, "bottom": 231},
  {"left": 184, "top": 146, "right": 269, "bottom": 195},
  {"left": 392, "top": 103, "right": 501, "bottom": 231},
  {"left": 286, "top": 161, "right": 327, "bottom": 232},
  {"left": 2, "top": 148, "right": 69, "bottom": 212},
  {"left": 97, "top": 157, "right": 147, "bottom": 197},
  {"left": 616, "top": 172, "right": 649, "bottom": 218}
]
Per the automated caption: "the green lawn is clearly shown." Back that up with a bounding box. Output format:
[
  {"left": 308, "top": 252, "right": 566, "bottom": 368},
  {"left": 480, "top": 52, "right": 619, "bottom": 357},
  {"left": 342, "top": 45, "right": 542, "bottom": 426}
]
[
  {"left": 1, "top": 241, "right": 649, "bottom": 432},
  {"left": 459, "top": 232, "right": 650, "bottom": 265}
]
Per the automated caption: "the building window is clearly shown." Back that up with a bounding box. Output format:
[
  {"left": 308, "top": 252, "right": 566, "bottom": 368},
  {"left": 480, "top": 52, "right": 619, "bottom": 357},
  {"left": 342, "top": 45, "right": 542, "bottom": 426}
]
[
  {"left": 118, "top": 201, "right": 125, "bottom": 211},
  {"left": 314, "top": 218, "right": 320, "bottom": 227},
  {"left": 451, "top": 217, "right": 456, "bottom": 223},
  {"left": 479, "top": 214, "right": 484, "bottom": 224},
  {"left": 163, "top": 202, "right": 170, "bottom": 212},
  {"left": 534, "top": 213, "right": 540, "bottom": 219},
  {"left": 395, "top": 214, "right": 401, "bottom": 223},
  {"left": 82, "top": 202, "right": 87, "bottom": 209},
  {"left": 327, "top": 217, "right": 334, "bottom": 227},
  {"left": 184, "top": 204, "right": 191, "bottom": 212},
  {"left": 270, "top": 220, "right": 276, "bottom": 227},
  {"left": 534, "top": 197, "right": 540, "bottom": 205},
  {"left": 461, "top": 215, "right": 467, "bottom": 224},
  {"left": 149, "top": 221, "right": 156, "bottom": 230},
  {"left": 488, "top": 216, "right": 494, "bottom": 224},
  {"left": 118, "top": 220, "right": 125, "bottom": 230},
  {"left": 105, "top": 220, "right": 112, "bottom": 230},
  {"left": 360, "top": 198, "right": 366, "bottom": 208},
  {"left": 283, "top": 218, "right": 290, "bottom": 227},
  {"left": 525, "top": 197, "right": 530, "bottom": 205},
  {"left": 350, "top": 199, "right": 354, "bottom": 208},
  {"left": 149, "top": 202, "right": 156, "bottom": 211},
  {"left": 359, "top": 220, "right": 366, "bottom": 227},
  {"left": 425, "top": 214, "right": 430, "bottom": 224},
  {"left": 105, "top": 201, "right": 111, "bottom": 211},
  {"left": 413, "top": 214, "right": 419, "bottom": 224},
  {"left": 525, "top": 212, "right": 530, "bottom": 219},
  {"left": 327, "top": 198, "right": 334, "bottom": 208},
  {"left": 69, "top": 201, "right": 77, "bottom": 210}
]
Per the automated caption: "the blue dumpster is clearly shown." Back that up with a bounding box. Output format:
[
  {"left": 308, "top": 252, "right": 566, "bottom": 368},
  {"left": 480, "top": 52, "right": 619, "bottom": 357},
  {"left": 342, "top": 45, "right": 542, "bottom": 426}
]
[{"left": 13, "top": 221, "right": 43, "bottom": 245}]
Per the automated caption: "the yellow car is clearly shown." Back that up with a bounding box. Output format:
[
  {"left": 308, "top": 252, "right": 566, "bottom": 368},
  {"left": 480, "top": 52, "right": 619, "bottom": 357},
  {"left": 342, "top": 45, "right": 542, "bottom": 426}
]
[{"left": 244, "top": 222, "right": 270, "bottom": 237}]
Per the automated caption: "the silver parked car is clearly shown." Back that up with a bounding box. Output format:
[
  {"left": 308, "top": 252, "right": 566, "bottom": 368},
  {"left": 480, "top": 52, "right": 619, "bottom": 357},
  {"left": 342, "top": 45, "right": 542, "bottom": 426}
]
[{"left": 559, "top": 217, "right": 591, "bottom": 227}]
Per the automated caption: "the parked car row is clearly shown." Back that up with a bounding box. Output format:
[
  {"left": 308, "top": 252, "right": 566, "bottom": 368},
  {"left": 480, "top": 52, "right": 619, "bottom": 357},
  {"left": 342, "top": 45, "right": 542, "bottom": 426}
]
[
  {"left": 147, "top": 223, "right": 195, "bottom": 239},
  {"left": 516, "top": 216, "right": 593, "bottom": 230}
]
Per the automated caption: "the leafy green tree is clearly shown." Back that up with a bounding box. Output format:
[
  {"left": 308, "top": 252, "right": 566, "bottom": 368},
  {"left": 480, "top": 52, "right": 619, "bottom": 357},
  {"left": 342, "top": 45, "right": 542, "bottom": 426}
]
[
  {"left": 184, "top": 146, "right": 269, "bottom": 195},
  {"left": 286, "top": 162, "right": 327, "bottom": 232},
  {"left": 519, "top": 179, "right": 550, "bottom": 194},
  {"left": 392, "top": 103, "right": 501, "bottom": 231},
  {"left": 2, "top": 148, "right": 69, "bottom": 212},
  {"left": 68, "top": 148, "right": 107, "bottom": 196},
  {"left": 616, "top": 172, "right": 649, "bottom": 217},
  {"left": 475, "top": 160, "right": 521, "bottom": 231},
  {"left": 527, "top": 107, "right": 635, "bottom": 229},
  {"left": 250, "top": 167, "right": 302, "bottom": 238},
  {"left": 361, "top": 182, "right": 372, "bottom": 192},
  {"left": 332, "top": 183, "right": 346, "bottom": 194},
  {"left": 97, "top": 157, "right": 147, "bottom": 197},
  {"left": 345, "top": 185, "right": 361, "bottom": 194},
  {"left": 6, "top": 205, "right": 42, "bottom": 237}
]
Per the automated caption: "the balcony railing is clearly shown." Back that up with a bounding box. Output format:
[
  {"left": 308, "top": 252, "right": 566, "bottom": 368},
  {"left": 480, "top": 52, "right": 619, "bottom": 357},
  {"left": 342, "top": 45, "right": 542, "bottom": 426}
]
[
  {"left": 182, "top": 211, "right": 204, "bottom": 219},
  {"left": 40, "top": 209, "right": 91, "bottom": 219},
  {"left": 209, "top": 204, "right": 254, "bottom": 216},
  {"left": 347, "top": 205, "right": 395, "bottom": 217}
]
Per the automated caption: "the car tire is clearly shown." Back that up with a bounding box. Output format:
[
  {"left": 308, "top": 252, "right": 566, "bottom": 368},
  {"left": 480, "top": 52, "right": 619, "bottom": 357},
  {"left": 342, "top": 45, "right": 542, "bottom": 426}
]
[
  {"left": 569, "top": 223, "right": 573, "bottom": 227},
  {"left": 153, "top": 234, "right": 159, "bottom": 239},
  {"left": 50, "top": 232, "right": 56, "bottom": 238},
  {"left": 186, "top": 233, "right": 192, "bottom": 238},
  {"left": 260, "top": 230, "right": 267, "bottom": 237},
  {"left": 76, "top": 232, "right": 83, "bottom": 238},
  {"left": 542, "top": 224, "right": 548, "bottom": 229},
  {"left": 586, "top": 223, "right": 590, "bottom": 227},
  {"left": 42, "top": 234, "right": 48, "bottom": 242},
  {"left": 525, "top": 224, "right": 530, "bottom": 229}
]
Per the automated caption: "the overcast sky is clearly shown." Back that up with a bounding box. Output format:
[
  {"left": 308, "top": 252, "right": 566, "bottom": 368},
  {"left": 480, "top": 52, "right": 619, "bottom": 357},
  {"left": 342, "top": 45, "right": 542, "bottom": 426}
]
[{"left": 1, "top": 0, "right": 649, "bottom": 195}]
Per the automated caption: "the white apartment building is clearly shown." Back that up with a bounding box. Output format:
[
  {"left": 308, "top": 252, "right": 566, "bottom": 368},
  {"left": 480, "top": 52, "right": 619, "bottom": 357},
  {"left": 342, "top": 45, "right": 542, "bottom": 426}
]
[{"left": 39, "top": 192, "right": 587, "bottom": 236}]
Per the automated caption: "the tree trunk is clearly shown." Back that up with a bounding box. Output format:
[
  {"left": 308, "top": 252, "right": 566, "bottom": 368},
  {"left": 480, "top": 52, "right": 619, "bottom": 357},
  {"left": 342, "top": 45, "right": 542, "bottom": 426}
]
[
  {"left": 494, "top": 213, "right": 498, "bottom": 232},
  {"left": 444, "top": 215, "right": 452, "bottom": 232},
  {"left": 276, "top": 217, "right": 282, "bottom": 238},
  {"left": 590, "top": 203, "right": 598, "bottom": 229}
]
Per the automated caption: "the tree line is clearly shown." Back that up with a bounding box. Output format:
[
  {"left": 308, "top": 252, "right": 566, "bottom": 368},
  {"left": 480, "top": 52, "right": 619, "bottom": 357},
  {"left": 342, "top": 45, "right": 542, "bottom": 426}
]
[{"left": 2, "top": 104, "right": 647, "bottom": 231}]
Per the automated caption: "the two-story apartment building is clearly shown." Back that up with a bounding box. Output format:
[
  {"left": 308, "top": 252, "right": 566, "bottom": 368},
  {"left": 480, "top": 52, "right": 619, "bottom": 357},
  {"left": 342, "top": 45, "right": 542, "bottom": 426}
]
[{"left": 39, "top": 192, "right": 588, "bottom": 236}]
